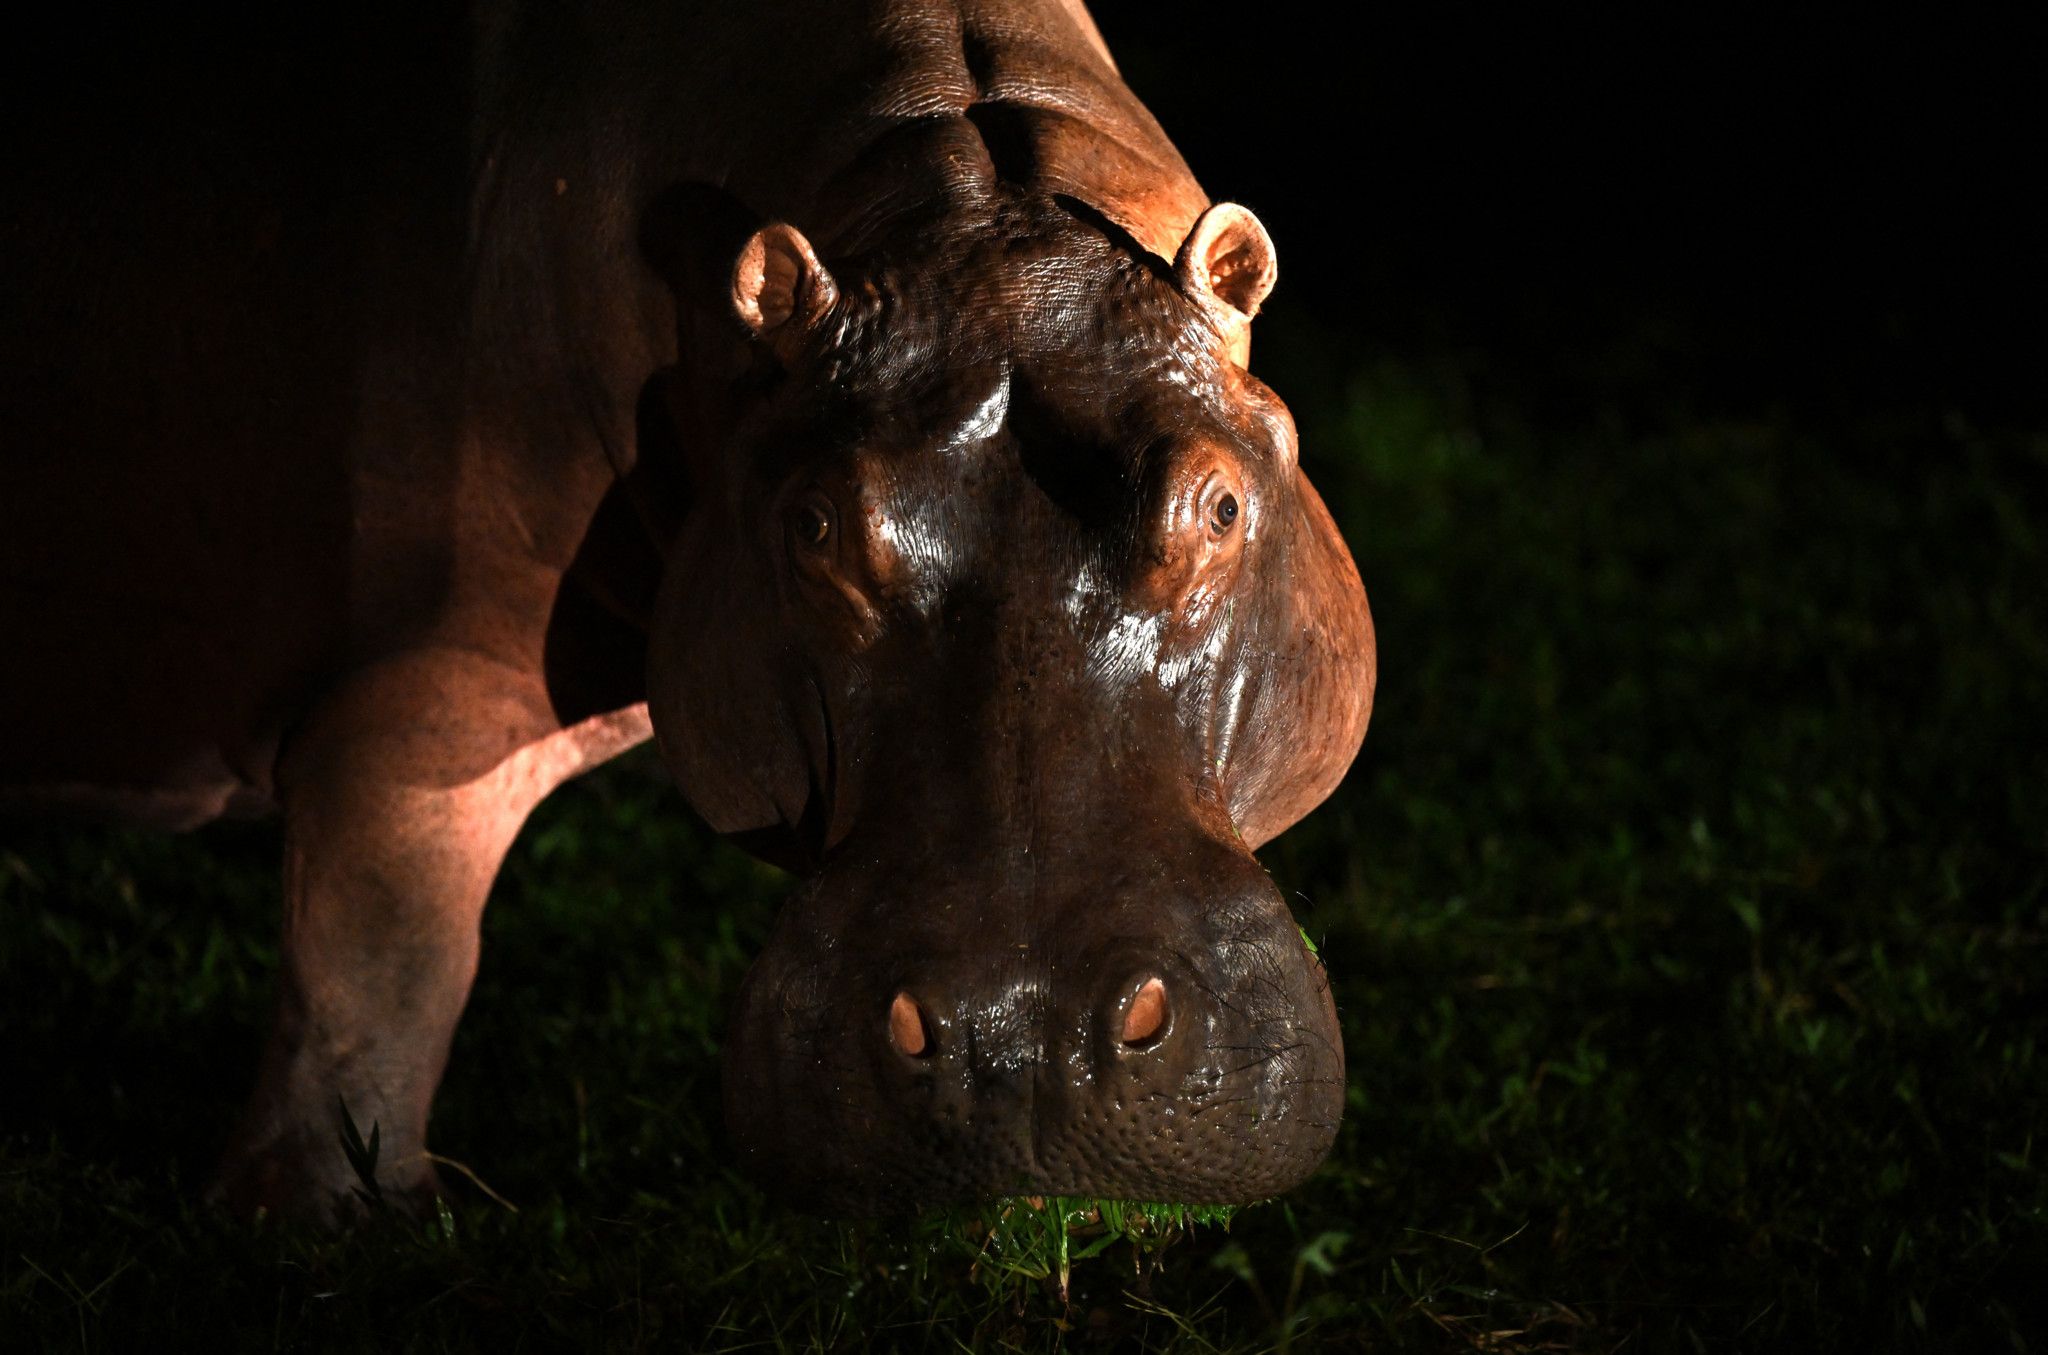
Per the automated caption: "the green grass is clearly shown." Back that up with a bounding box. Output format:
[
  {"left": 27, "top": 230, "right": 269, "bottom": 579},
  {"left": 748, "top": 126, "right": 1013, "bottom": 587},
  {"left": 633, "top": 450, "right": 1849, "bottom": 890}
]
[{"left": 4, "top": 324, "right": 2045, "bottom": 1349}]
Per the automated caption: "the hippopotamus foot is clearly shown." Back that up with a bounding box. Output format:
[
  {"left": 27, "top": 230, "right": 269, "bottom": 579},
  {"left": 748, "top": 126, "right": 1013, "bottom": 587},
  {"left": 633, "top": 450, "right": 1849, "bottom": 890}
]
[
  {"left": 207, "top": 644, "right": 650, "bottom": 1220},
  {"left": 208, "top": 1088, "right": 447, "bottom": 1223}
]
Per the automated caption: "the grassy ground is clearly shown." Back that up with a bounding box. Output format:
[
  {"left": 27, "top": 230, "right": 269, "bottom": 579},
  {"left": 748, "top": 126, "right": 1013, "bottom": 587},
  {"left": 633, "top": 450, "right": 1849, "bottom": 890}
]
[{"left": 4, "top": 318, "right": 2044, "bottom": 1350}]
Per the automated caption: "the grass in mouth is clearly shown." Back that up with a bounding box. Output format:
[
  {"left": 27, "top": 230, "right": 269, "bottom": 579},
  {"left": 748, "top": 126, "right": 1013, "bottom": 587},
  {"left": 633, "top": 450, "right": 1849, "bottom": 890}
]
[
  {"left": 901, "top": 931, "right": 1320, "bottom": 1305},
  {"left": 917, "top": 1196, "right": 1245, "bottom": 1304}
]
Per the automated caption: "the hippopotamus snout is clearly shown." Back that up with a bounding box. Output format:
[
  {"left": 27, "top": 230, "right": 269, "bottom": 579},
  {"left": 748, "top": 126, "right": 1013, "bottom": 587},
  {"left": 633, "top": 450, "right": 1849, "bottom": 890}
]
[{"left": 722, "top": 838, "right": 1344, "bottom": 1214}]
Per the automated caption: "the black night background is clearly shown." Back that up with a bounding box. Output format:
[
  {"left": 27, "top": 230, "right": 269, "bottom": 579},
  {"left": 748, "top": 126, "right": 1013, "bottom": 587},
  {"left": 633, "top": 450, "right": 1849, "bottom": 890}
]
[{"left": 3, "top": 6, "right": 2041, "bottom": 1349}]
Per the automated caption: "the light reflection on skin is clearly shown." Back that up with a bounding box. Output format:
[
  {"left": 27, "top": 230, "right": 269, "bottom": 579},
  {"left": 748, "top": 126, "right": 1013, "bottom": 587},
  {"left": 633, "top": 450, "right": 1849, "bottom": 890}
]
[
  {"left": 866, "top": 374, "right": 1014, "bottom": 617},
  {"left": 859, "top": 365, "right": 1260, "bottom": 723},
  {"left": 966, "top": 971, "right": 1047, "bottom": 1077},
  {"left": 1090, "top": 609, "right": 1167, "bottom": 687},
  {"left": 1155, "top": 605, "right": 1233, "bottom": 691},
  {"left": 945, "top": 374, "right": 1012, "bottom": 450},
  {"left": 870, "top": 501, "right": 950, "bottom": 615}
]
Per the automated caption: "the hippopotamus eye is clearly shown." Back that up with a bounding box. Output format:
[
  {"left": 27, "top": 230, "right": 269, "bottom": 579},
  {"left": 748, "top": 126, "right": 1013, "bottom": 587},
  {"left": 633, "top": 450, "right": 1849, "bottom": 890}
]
[
  {"left": 791, "top": 496, "right": 833, "bottom": 550},
  {"left": 1210, "top": 493, "right": 1240, "bottom": 535}
]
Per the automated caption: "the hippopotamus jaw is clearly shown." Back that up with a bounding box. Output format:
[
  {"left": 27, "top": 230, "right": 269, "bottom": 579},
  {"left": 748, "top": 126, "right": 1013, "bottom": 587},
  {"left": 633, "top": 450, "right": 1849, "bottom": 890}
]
[{"left": 720, "top": 840, "right": 1345, "bottom": 1215}]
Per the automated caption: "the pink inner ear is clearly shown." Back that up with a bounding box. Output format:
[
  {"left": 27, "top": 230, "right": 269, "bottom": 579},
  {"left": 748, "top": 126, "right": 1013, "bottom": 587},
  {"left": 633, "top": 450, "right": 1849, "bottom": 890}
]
[
  {"left": 1179, "top": 204, "right": 1276, "bottom": 328},
  {"left": 1208, "top": 243, "right": 1261, "bottom": 305},
  {"left": 735, "top": 225, "right": 833, "bottom": 343},
  {"left": 757, "top": 248, "right": 799, "bottom": 329},
  {"left": 1205, "top": 229, "right": 1275, "bottom": 319}
]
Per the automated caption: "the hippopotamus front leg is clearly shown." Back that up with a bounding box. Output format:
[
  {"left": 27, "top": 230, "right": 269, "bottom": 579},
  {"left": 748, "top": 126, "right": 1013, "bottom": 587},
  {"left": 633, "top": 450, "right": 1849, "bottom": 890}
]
[{"left": 207, "top": 646, "right": 649, "bottom": 1219}]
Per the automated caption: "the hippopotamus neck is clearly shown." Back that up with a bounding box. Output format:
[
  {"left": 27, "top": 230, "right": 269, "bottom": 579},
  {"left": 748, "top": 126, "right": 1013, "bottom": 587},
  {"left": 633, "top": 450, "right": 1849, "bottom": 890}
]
[
  {"left": 786, "top": 0, "right": 1216, "bottom": 264},
  {"left": 567, "top": 0, "right": 1214, "bottom": 261},
  {"left": 463, "top": 0, "right": 1212, "bottom": 509}
]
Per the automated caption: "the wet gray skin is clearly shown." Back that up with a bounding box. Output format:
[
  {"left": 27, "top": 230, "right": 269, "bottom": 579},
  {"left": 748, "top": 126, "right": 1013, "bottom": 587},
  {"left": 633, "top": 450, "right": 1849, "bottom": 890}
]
[{"left": 649, "top": 194, "right": 1372, "bottom": 1213}]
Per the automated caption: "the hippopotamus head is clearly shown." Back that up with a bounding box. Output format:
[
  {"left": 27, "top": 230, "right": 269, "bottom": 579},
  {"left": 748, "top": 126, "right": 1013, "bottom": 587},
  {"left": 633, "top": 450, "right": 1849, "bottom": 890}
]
[{"left": 642, "top": 186, "right": 1375, "bottom": 1213}]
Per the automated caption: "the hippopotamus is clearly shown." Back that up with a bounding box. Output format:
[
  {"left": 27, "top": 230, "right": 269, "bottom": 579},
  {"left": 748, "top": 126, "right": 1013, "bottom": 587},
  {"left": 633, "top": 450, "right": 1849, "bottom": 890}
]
[{"left": 0, "top": 0, "right": 1375, "bottom": 1217}]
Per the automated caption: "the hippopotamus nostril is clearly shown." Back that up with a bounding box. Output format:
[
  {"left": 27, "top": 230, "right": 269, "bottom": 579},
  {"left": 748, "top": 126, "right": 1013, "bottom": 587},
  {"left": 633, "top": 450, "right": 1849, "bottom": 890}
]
[
  {"left": 1117, "top": 975, "right": 1171, "bottom": 1049},
  {"left": 888, "top": 989, "right": 933, "bottom": 1058}
]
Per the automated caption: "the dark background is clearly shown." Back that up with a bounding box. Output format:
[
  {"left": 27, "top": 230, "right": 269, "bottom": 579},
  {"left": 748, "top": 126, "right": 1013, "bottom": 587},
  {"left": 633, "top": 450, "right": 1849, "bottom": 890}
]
[
  {"left": 1096, "top": 8, "right": 2038, "bottom": 430},
  {"left": 4, "top": 7, "right": 2043, "bottom": 1350}
]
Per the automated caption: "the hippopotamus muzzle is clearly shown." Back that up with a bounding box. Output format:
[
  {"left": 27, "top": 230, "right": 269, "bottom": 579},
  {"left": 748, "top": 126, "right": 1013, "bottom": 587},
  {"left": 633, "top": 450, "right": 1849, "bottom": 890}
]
[
  {"left": 723, "top": 812, "right": 1345, "bottom": 1212},
  {"left": 645, "top": 190, "right": 1375, "bottom": 1213}
]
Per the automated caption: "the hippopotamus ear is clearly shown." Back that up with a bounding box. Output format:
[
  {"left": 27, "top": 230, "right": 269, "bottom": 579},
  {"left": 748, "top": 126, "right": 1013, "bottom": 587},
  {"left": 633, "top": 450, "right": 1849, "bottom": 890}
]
[
  {"left": 731, "top": 223, "right": 839, "bottom": 366},
  {"left": 645, "top": 513, "right": 821, "bottom": 853},
  {"left": 639, "top": 184, "right": 837, "bottom": 366},
  {"left": 1175, "top": 203, "right": 1278, "bottom": 366}
]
